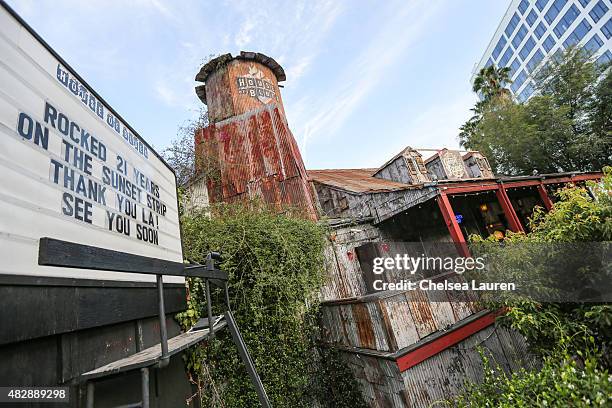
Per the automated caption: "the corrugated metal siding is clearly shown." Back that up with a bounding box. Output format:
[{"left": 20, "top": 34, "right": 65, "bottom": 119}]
[
  {"left": 332, "top": 325, "right": 535, "bottom": 408},
  {"left": 195, "top": 104, "right": 317, "bottom": 219},
  {"left": 400, "top": 325, "right": 536, "bottom": 408}
]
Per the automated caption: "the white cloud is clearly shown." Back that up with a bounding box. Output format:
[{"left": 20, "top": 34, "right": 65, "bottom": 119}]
[
  {"left": 290, "top": 0, "right": 444, "bottom": 161},
  {"left": 235, "top": 19, "right": 255, "bottom": 47}
]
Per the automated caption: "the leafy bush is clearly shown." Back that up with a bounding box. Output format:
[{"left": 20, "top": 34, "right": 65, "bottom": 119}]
[
  {"left": 455, "top": 169, "right": 612, "bottom": 406},
  {"left": 176, "top": 203, "right": 366, "bottom": 407},
  {"left": 455, "top": 348, "right": 611, "bottom": 407}
]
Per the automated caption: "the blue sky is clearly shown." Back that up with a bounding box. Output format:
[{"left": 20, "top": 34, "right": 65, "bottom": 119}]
[{"left": 7, "top": 0, "right": 508, "bottom": 170}]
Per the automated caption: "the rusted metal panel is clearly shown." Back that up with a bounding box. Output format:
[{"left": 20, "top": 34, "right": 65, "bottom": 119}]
[
  {"left": 308, "top": 169, "right": 412, "bottom": 193},
  {"left": 195, "top": 53, "right": 286, "bottom": 122},
  {"left": 195, "top": 105, "right": 317, "bottom": 219}
]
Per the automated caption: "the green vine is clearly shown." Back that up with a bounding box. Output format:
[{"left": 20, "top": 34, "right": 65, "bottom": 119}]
[{"left": 176, "top": 202, "right": 366, "bottom": 407}]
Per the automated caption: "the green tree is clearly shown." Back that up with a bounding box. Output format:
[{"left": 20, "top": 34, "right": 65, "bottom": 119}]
[
  {"left": 460, "top": 47, "right": 611, "bottom": 175},
  {"left": 454, "top": 170, "right": 612, "bottom": 406},
  {"left": 472, "top": 65, "right": 512, "bottom": 102}
]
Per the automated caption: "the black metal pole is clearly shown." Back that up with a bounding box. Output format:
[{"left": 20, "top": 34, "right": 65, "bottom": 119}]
[
  {"left": 156, "top": 274, "right": 169, "bottom": 367},
  {"left": 225, "top": 311, "right": 271, "bottom": 408},
  {"left": 205, "top": 278, "right": 215, "bottom": 339},
  {"left": 141, "top": 367, "right": 150, "bottom": 408},
  {"left": 86, "top": 382, "right": 94, "bottom": 408}
]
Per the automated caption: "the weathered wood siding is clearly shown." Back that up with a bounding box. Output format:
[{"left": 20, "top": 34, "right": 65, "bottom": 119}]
[
  {"left": 320, "top": 223, "right": 383, "bottom": 301},
  {"left": 320, "top": 283, "right": 480, "bottom": 353},
  {"left": 336, "top": 325, "right": 535, "bottom": 408}
]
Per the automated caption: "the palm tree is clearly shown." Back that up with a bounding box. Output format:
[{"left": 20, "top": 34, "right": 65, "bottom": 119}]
[{"left": 473, "top": 65, "right": 512, "bottom": 102}]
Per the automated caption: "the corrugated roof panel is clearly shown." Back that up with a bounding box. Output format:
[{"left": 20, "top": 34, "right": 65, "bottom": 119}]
[{"left": 308, "top": 169, "right": 416, "bottom": 193}]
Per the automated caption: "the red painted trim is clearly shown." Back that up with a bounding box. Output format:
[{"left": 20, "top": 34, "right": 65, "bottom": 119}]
[
  {"left": 496, "top": 185, "right": 524, "bottom": 233},
  {"left": 436, "top": 194, "right": 470, "bottom": 257},
  {"left": 441, "top": 174, "right": 602, "bottom": 195},
  {"left": 396, "top": 311, "right": 500, "bottom": 372},
  {"left": 537, "top": 183, "right": 553, "bottom": 211},
  {"left": 443, "top": 184, "right": 498, "bottom": 195},
  {"left": 541, "top": 173, "right": 601, "bottom": 184}
]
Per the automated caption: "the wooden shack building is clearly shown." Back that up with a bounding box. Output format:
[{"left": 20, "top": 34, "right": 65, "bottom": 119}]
[{"left": 192, "top": 52, "right": 603, "bottom": 407}]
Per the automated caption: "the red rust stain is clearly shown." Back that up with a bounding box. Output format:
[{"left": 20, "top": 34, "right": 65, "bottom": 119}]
[
  {"left": 352, "top": 303, "right": 377, "bottom": 349},
  {"left": 195, "top": 105, "right": 317, "bottom": 219}
]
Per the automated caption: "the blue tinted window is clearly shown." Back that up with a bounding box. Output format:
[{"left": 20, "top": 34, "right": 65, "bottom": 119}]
[
  {"left": 526, "top": 10, "right": 538, "bottom": 26},
  {"left": 518, "top": 0, "right": 529, "bottom": 14},
  {"left": 596, "top": 50, "right": 612, "bottom": 65},
  {"left": 492, "top": 35, "right": 508, "bottom": 60},
  {"left": 536, "top": 0, "right": 550, "bottom": 11},
  {"left": 511, "top": 70, "right": 528, "bottom": 93},
  {"left": 519, "top": 36, "right": 536, "bottom": 59},
  {"left": 526, "top": 49, "right": 545, "bottom": 72},
  {"left": 535, "top": 21, "right": 547, "bottom": 38},
  {"left": 602, "top": 18, "right": 612, "bottom": 39},
  {"left": 509, "top": 58, "right": 521, "bottom": 77},
  {"left": 584, "top": 34, "right": 604, "bottom": 53},
  {"left": 579, "top": 0, "right": 591, "bottom": 6},
  {"left": 518, "top": 82, "right": 535, "bottom": 102},
  {"left": 563, "top": 19, "right": 592, "bottom": 47},
  {"left": 505, "top": 13, "right": 521, "bottom": 37},
  {"left": 499, "top": 47, "right": 514, "bottom": 67},
  {"left": 485, "top": 58, "right": 494, "bottom": 68},
  {"left": 553, "top": 48, "right": 564, "bottom": 61},
  {"left": 543, "top": 34, "right": 556, "bottom": 51},
  {"left": 512, "top": 24, "right": 529, "bottom": 48},
  {"left": 554, "top": 5, "right": 580, "bottom": 38},
  {"left": 545, "top": 0, "right": 568, "bottom": 24},
  {"left": 589, "top": 1, "right": 609, "bottom": 23}
]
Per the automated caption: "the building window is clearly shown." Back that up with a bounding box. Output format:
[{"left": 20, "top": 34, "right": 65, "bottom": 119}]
[
  {"left": 536, "top": 0, "right": 550, "bottom": 11},
  {"left": 553, "top": 47, "right": 564, "bottom": 61},
  {"left": 589, "top": 0, "right": 609, "bottom": 23},
  {"left": 519, "top": 36, "right": 536, "bottom": 60},
  {"left": 602, "top": 18, "right": 612, "bottom": 39},
  {"left": 518, "top": 82, "right": 535, "bottom": 102},
  {"left": 499, "top": 46, "right": 514, "bottom": 67},
  {"left": 545, "top": 0, "right": 568, "bottom": 24},
  {"left": 505, "top": 13, "right": 521, "bottom": 37},
  {"left": 596, "top": 50, "right": 612, "bottom": 65},
  {"left": 584, "top": 34, "right": 604, "bottom": 53},
  {"left": 543, "top": 34, "right": 557, "bottom": 51},
  {"left": 512, "top": 24, "right": 529, "bottom": 48},
  {"left": 554, "top": 5, "right": 580, "bottom": 38},
  {"left": 535, "top": 21, "right": 547, "bottom": 38},
  {"left": 511, "top": 70, "right": 528, "bottom": 93},
  {"left": 526, "top": 49, "right": 545, "bottom": 72},
  {"left": 492, "top": 35, "right": 508, "bottom": 60},
  {"left": 526, "top": 9, "right": 539, "bottom": 26},
  {"left": 509, "top": 58, "right": 521, "bottom": 77},
  {"left": 485, "top": 58, "right": 494, "bottom": 68},
  {"left": 518, "top": 0, "right": 530, "bottom": 14},
  {"left": 579, "top": 0, "right": 591, "bottom": 6},
  {"left": 563, "top": 19, "right": 592, "bottom": 48}
]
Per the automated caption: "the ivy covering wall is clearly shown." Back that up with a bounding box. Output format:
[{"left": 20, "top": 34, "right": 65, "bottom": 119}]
[{"left": 176, "top": 203, "right": 366, "bottom": 407}]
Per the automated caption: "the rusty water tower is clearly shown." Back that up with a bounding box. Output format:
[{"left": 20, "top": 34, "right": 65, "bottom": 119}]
[{"left": 194, "top": 51, "right": 317, "bottom": 219}]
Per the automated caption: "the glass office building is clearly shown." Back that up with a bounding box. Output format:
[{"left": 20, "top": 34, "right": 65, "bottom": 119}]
[{"left": 472, "top": 0, "right": 612, "bottom": 102}]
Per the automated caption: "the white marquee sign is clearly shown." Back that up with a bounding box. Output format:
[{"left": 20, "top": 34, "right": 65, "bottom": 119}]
[{"left": 0, "top": 5, "right": 183, "bottom": 282}]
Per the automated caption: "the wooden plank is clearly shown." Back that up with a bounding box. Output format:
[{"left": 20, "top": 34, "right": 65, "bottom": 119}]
[
  {"left": 38, "top": 237, "right": 226, "bottom": 279},
  {"left": 80, "top": 321, "right": 227, "bottom": 381},
  {"left": 0, "top": 284, "right": 186, "bottom": 346}
]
